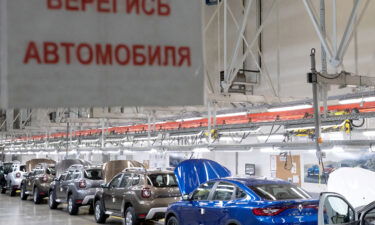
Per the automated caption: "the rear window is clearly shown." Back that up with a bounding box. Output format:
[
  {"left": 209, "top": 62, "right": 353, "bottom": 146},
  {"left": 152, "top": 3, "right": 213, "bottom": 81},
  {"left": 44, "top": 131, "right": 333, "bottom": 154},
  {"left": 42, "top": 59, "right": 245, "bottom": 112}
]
[
  {"left": 84, "top": 169, "right": 103, "bottom": 180},
  {"left": 46, "top": 167, "right": 56, "bottom": 176},
  {"left": 249, "top": 184, "right": 311, "bottom": 201},
  {"left": 3, "top": 164, "right": 12, "bottom": 174},
  {"left": 20, "top": 165, "right": 26, "bottom": 172},
  {"left": 147, "top": 173, "right": 178, "bottom": 187}
]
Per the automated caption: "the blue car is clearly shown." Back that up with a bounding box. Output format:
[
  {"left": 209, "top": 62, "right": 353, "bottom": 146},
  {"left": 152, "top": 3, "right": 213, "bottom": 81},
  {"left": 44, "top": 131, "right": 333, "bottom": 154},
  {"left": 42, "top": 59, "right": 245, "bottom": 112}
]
[{"left": 165, "top": 159, "right": 318, "bottom": 225}]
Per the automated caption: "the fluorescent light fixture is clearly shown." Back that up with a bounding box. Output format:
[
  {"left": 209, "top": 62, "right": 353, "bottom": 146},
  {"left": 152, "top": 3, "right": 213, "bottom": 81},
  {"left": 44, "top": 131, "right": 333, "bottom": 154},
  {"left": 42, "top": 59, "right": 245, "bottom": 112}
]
[
  {"left": 339, "top": 96, "right": 375, "bottom": 105},
  {"left": 363, "top": 131, "right": 375, "bottom": 137},
  {"left": 216, "top": 112, "right": 247, "bottom": 117},
  {"left": 267, "top": 104, "right": 312, "bottom": 112},
  {"left": 257, "top": 135, "right": 284, "bottom": 142},
  {"left": 326, "top": 132, "right": 344, "bottom": 140},
  {"left": 339, "top": 98, "right": 362, "bottom": 104},
  {"left": 260, "top": 147, "right": 279, "bottom": 153},
  {"left": 285, "top": 121, "right": 346, "bottom": 131},
  {"left": 193, "top": 147, "right": 211, "bottom": 153},
  {"left": 219, "top": 137, "right": 243, "bottom": 142},
  {"left": 134, "top": 136, "right": 158, "bottom": 141},
  {"left": 175, "top": 117, "right": 203, "bottom": 122},
  {"left": 324, "top": 146, "right": 344, "bottom": 153},
  {"left": 149, "top": 148, "right": 158, "bottom": 153},
  {"left": 93, "top": 150, "right": 103, "bottom": 154},
  {"left": 106, "top": 150, "right": 121, "bottom": 154},
  {"left": 369, "top": 145, "right": 375, "bottom": 153},
  {"left": 219, "top": 127, "right": 260, "bottom": 134},
  {"left": 153, "top": 121, "right": 167, "bottom": 125},
  {"left": 81, "top": 139, "right": 99, "bottom": 143}
]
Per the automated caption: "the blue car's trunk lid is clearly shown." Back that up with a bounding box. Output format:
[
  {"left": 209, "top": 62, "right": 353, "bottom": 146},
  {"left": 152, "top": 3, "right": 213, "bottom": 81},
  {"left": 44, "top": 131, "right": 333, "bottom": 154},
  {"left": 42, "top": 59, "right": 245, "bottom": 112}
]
[{"left": 252, "top": 199, "right": 319, "bottom": 225}]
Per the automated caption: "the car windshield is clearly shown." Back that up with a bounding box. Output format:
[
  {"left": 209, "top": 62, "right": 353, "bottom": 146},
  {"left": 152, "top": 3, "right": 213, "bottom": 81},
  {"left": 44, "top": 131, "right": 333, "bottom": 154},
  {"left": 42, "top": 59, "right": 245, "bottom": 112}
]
[
  {"left": 84, "top": 169, "right": 103, "bottom": 180},
  {"left": 147, "top": 173, "right": 178, "bottom": 187},
  {"left": 35, "top": 170, "right": 44, "bottom": 175},
  {"left": 20, "top": 165, "right": 26, "bottom": 172},
  {"left": 249, "top": 184, "right": 311, "bottom": 201},
  {"left": 46, "top": 167, "right": 56, "bottom": 176},
  {"left": 3, "top": 164, "right": 13, "bottom": 174}
]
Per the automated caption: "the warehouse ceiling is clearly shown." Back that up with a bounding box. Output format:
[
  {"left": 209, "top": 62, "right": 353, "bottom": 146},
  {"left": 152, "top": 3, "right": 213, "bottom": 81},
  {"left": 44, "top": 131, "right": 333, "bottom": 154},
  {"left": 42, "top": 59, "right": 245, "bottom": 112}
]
[{"left": 1, "top": 0, "right": 375, "bottom": 139}]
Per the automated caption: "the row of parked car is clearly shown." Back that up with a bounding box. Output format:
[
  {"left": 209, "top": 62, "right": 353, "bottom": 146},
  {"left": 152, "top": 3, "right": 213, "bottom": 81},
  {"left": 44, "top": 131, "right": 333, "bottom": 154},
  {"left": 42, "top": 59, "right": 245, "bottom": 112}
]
[{"left": 1, "top": 158, "right": 374, "bottom": 225}]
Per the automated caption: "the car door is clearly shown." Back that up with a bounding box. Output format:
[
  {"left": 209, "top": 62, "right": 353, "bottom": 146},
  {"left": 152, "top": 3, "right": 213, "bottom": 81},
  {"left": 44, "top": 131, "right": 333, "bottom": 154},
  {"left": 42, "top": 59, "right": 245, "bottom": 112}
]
[
  {"left": 318, "top": 193, "right": 358, "bottom": 225},
  {"left": 53, "top": 173, "right": 65, "bottom": 199},
  {"left": 358, "top": 202, "right": 375, "bottom": 225},
  {"left": 113, "top": 173, "right": 131, "bottom": 213},
  {"left": 103, "top": 174, "right": 123, "bottom": 211},
  {"left": 199, "top": 181, "right": 236, "bottom": 225},
  {"left": 58, "top": 172, "right": 72, "bottom": 199},
  {"left": 26, "top": 171, "right": 35, "bottom": 192},
  {"left": 180, "top": 181, "right": 216, "bottom": 225}
]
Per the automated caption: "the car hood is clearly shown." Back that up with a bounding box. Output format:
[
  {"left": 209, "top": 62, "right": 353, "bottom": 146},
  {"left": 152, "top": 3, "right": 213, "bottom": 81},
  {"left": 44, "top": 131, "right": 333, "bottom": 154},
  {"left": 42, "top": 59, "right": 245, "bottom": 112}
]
[{"left": 174, "top": 159, "right": 231, "bottom": 195}]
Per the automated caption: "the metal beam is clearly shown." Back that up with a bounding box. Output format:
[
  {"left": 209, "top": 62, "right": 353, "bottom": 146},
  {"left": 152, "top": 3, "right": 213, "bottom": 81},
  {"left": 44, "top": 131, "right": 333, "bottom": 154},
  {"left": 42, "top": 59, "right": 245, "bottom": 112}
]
[
  {"left": 225, "top": 0, "right": 254, "bottom": 85},
  {"left": 311, "top": 71, "right": 375, "bottom": 87},
  {"left": 335, "top": 0, "right": 363, "bottom": 63},
  {"left": 302, "top": 0, "right": 335, "bottom": 65},
  {"left": 225, "top": 0, "right": 276, "bottom": 92}
]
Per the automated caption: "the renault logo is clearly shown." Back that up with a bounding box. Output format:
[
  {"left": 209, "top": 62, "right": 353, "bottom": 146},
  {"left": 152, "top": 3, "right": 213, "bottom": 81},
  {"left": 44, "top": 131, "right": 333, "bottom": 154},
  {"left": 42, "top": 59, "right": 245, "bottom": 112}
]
[{"left": 298, "top": 204, "right": 304, "bottom": 212}]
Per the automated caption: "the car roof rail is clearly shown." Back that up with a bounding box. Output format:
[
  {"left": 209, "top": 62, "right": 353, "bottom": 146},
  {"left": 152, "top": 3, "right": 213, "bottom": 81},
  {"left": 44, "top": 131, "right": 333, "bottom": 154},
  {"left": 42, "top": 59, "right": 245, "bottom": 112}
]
[
  {"left": 67, "top": 164, "right": 85, "bottom": 171},
  {"left": 122, "top": 167, "right": 147, "bottom": 173}
]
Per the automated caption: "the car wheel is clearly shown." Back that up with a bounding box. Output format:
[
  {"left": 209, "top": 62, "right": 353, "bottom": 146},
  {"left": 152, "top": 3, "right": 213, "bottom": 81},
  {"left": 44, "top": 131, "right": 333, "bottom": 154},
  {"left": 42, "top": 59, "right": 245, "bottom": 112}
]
[
  {"left": 123, "top": 207, "right": 139, "bottom": 225},
  {"left": 10, "top": 184, "right": 16, "bottom": 197},
  {"left": 33, "top": 187, "right": 42, "bottom": 204},
  {"left": 67, "top": 195, "right": 79, "bottom": 215},
  {"left": 20, "top": 185, "right": 28, "bottom": 200},
  {"left": 1, "top": 187, "right": 6, "bottom": 194},
  {"left": 49, "top": 191, "right": 58, "bottom": 209},
  {"left": 94, "top": 200, "right": 107, "bottom": 224},
  {"left": 167, "top": 216, "right": 179, "bottom": 225}
]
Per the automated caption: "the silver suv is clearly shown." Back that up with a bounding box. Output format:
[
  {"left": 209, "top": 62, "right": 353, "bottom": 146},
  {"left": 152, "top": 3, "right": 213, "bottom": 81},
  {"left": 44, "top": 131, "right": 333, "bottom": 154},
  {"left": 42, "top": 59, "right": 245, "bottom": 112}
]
[{"left": 48, "top": 164, "right": 104, "bottom": 215}]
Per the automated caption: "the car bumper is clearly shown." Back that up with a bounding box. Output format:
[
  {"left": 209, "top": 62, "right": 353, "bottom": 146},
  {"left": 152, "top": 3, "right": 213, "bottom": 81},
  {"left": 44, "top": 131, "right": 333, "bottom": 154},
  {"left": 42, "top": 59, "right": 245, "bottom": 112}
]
[
  {"left": 75, "top": 188, "right": 98, "bottom": 206},
  {"left": 82, "top": 195, "right": 94, "bottom": 205},
  {"left": 11, "top": 179, "right": 22, "bottom": 190},
  {"left": 37, "top": 183, "right": 51, "bottom": 197},
  {"left": 134, "top": 197, "right": 180, "bottom": 220},
  {"left": 145, "top": 207, "right": 167, "bottom": 220}
]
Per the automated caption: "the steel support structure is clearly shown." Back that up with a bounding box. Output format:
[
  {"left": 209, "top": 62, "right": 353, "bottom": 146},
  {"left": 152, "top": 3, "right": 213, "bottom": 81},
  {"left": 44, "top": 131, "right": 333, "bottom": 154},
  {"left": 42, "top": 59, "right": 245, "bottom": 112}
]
[{"left": 303, "top": 0, "right": 368, "bottom": 68}]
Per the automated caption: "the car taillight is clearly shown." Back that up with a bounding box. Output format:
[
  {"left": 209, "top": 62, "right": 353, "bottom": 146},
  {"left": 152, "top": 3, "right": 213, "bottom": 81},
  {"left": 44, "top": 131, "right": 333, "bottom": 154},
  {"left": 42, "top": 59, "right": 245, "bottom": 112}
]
[
  {"left": 79, "top": 180, "right": 86, "bottom": 189},
  {"left": 42, "top": 175, "right": 48, "bottom": 182},
  {"left": 16, "top": 173, "right": 21, "bottom": 178},
  {"left": 141, "top": 188, "right": 151, "bottom": 198},
  {"left": 253, "top": 204, "right": 318, "bottom": 216},
  {"left": 252, "top": 207, "right": 287, "bottom": 216}
]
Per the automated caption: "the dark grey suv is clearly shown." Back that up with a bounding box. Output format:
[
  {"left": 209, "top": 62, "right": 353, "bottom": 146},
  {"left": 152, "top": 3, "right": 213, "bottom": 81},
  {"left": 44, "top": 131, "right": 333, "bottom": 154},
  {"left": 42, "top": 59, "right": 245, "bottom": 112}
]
[{"left": 48, "top": 164, "right": 104, "bottom": 215}]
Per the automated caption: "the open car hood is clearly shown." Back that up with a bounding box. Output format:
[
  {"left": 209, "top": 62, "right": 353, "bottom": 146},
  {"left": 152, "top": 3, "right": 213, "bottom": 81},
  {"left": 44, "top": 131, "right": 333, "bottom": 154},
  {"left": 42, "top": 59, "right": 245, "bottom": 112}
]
[
  {"left": 174, "top": 159, "right": 231, "bottom": 196},
  {"left": 328, "top": 167, "right": 375, "bottom": 208}
]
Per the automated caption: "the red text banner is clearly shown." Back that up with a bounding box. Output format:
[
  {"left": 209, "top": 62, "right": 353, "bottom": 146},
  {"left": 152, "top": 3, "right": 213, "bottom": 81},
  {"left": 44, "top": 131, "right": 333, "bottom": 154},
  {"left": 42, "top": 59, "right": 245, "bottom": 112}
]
[{"left": 2, "top": 0, "right": 203, "bottom": 108}]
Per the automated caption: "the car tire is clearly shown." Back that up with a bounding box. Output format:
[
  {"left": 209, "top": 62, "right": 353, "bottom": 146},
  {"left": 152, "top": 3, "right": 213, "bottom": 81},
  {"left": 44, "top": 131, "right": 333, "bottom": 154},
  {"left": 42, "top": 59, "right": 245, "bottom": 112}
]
[
  {"left": 123, "top": 207, "right": 139, "bottom": 225},
  {"left": 33, "top": 187, "right": 42, "bottom": 204},
  {"left": 167, "top": 216, "right": 179, "bottom": 225},
  {"left": 1, "top": 188, "right": 6, "bottom": 194},
  {"left": 10, "top": 186, "right": 16, "bottom": 197},
  {"left": 67, "top": 195, "right": 79, "bottom": 215},
  {"left": 49, "top": 191, "right": 58, "bottom": 209},
  {"left": 94, "top": 200, "right": 107, "bottom": 224},
  {"left": 20, "top": 185, "right": 28, "bottom": 200}
]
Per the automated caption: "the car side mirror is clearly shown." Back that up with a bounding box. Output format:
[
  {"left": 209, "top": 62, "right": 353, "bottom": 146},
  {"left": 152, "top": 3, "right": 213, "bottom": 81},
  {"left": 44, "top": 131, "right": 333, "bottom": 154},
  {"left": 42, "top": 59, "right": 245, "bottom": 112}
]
[
  {"left": 101, "top": 183, "right": 109, "bottom": 188},
  {"left": 54, "top": 177, "right": 59, "bottom": 181},
  {"left": 182, "top": 195, "right": 190, "bottom": 201}
]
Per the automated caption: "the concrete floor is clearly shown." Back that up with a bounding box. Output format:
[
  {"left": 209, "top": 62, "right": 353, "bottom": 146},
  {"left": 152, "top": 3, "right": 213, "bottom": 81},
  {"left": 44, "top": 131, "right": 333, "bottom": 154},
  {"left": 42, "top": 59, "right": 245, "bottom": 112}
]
[{"left": 0, "top": 194, "right": 162, "bottom": 225}]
